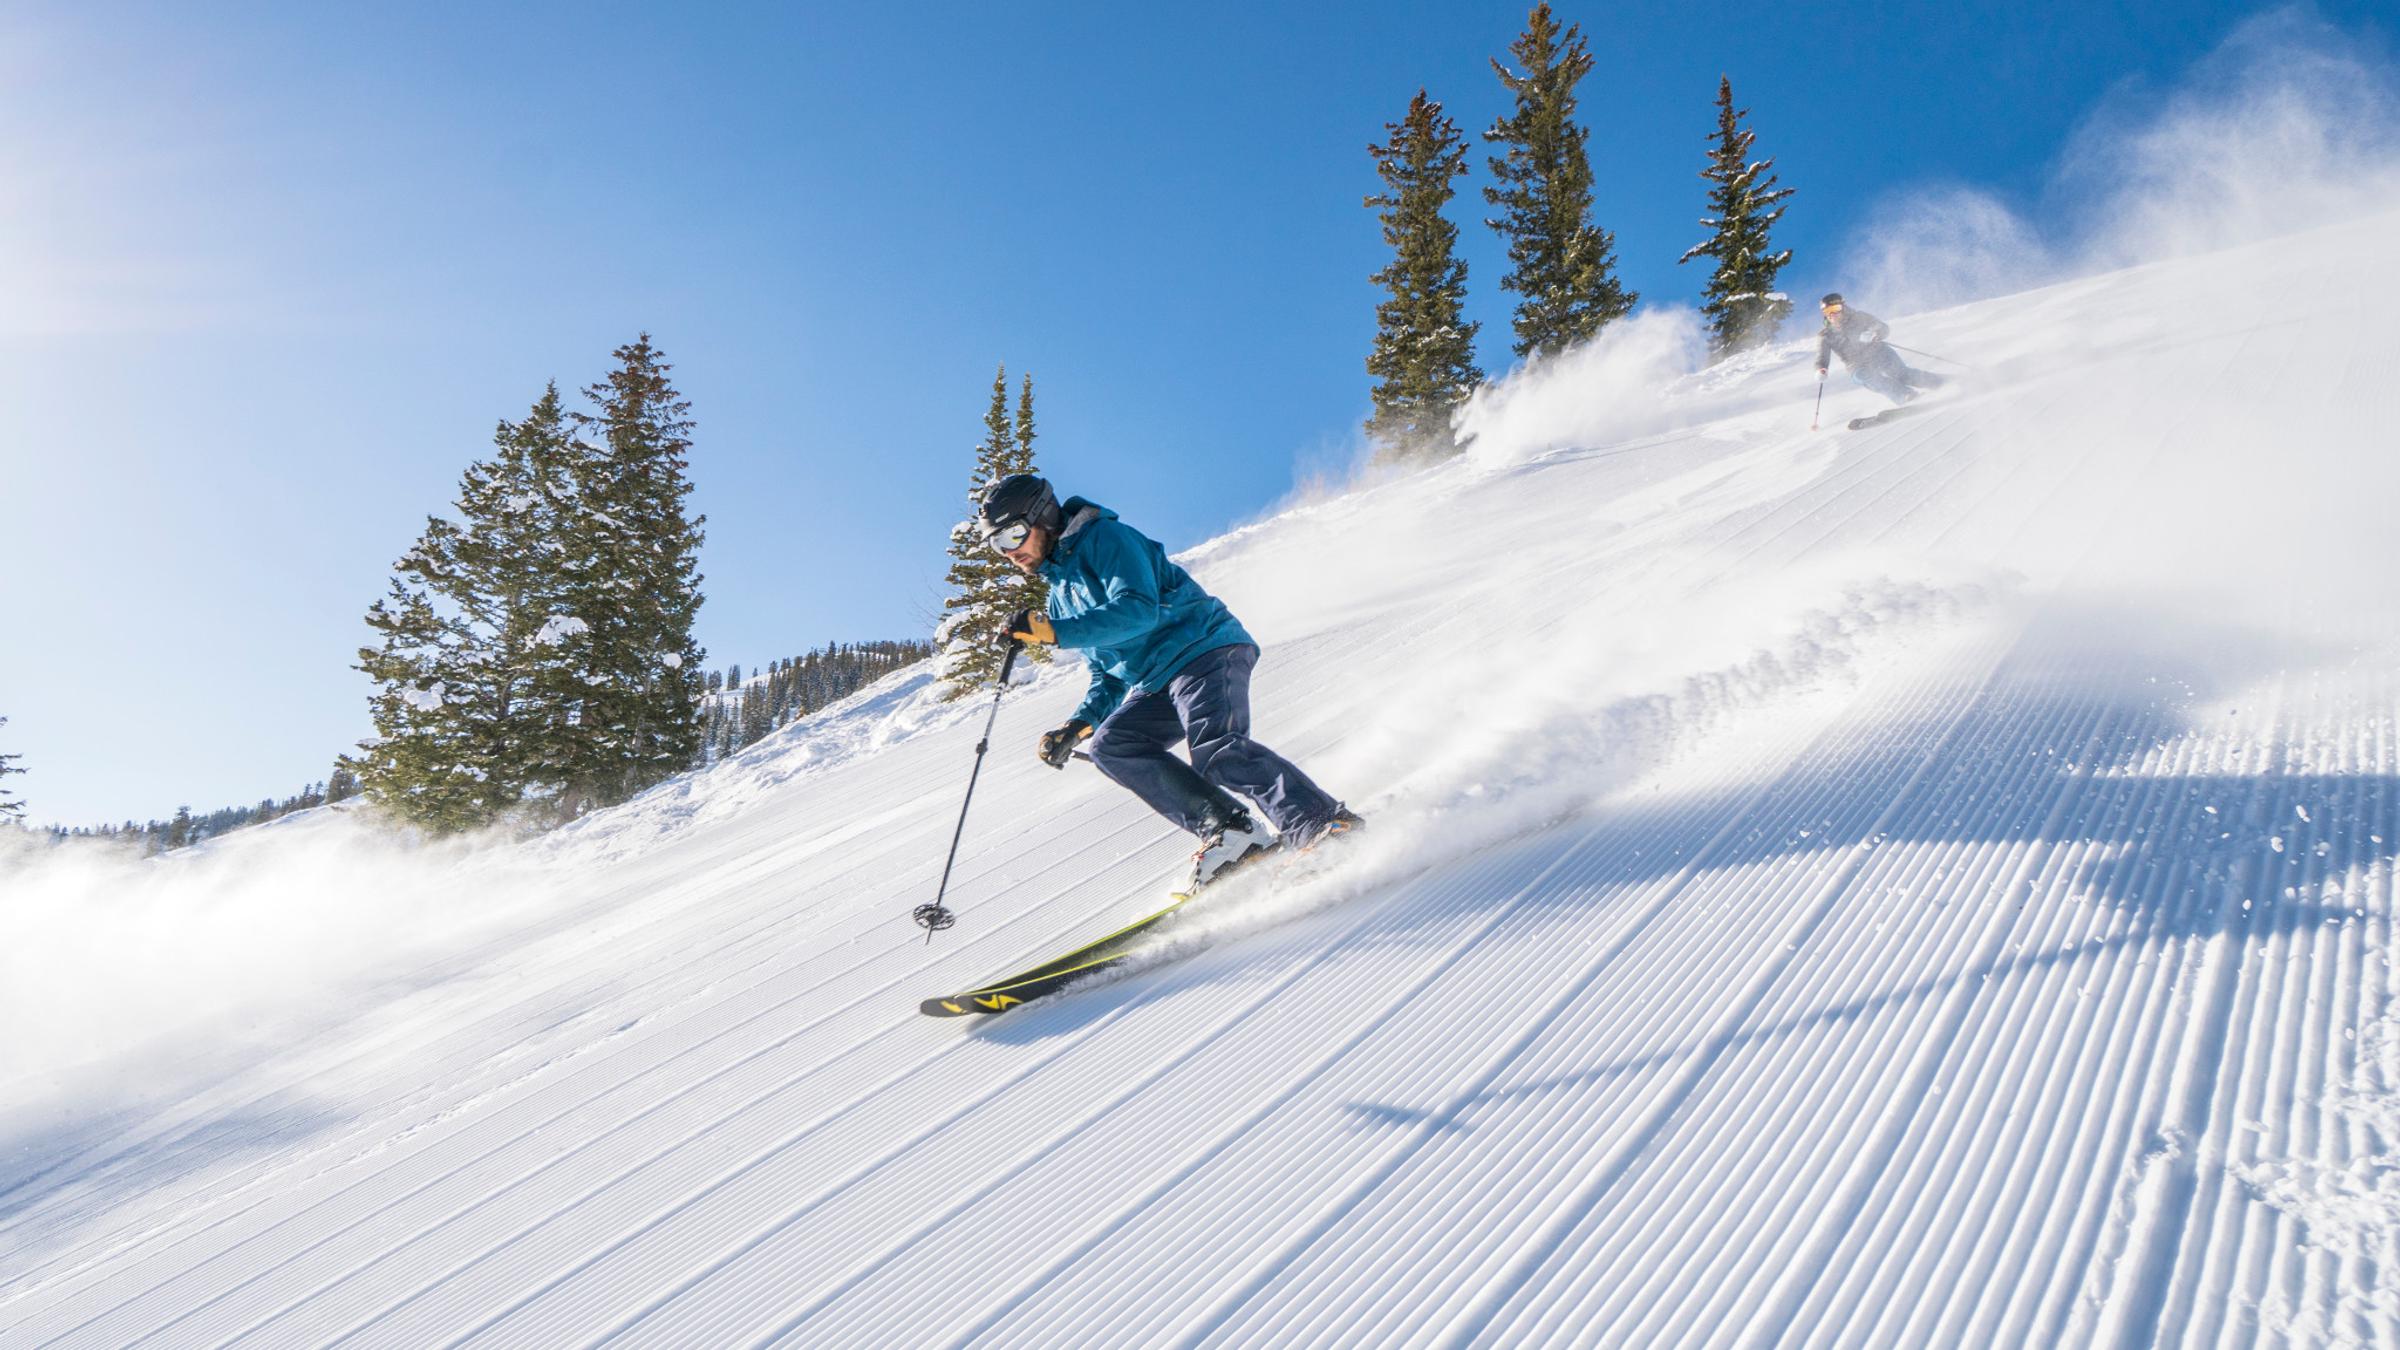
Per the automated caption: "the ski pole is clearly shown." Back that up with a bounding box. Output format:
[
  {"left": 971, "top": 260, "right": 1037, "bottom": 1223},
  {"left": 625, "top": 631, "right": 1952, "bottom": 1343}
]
[
  {"left": 1809, "top": 369, "right": 1826, "bottom": 431},
  {"left": 913, "top": 641, "right": 1021, "bottom": 941},
  {"left": 1887, "top": 342, "right": 1967, "bottom": 369}
]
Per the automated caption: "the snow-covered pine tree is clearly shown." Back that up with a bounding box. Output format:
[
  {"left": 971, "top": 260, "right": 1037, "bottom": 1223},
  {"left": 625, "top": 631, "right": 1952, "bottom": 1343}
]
[
  {"left": 741, "top": 678, "right": 773, "bottom": 749},
  {"left": 345, "top": 389, "right": 581, "bottom": 830},
  {"left": 345, "top": 526, "right": 494, "bottom": 831},
  {"left": 456, "top": 385, "right": 585, "bottom": 812},
  {"left": 1483, "top": 3, "right": 1635, "bottom": 361},
  {"left": 935, "top": 366, "right": 1049, "bottom": 699},
  {"left": 560, "top": 335, "right": 708, "bottom": 811},
  {"left": 1679, "top": 76, "right": 1795, "bottom": 358},
  {"left": 1006, "top": 380, "right": 1049, "bottom": 677},
  {"left": 1366, "top": 88, "right": 1485, "bottom": 465},
  {"left": 0, "top": 716, "right": 25, "bottom": 820},
  {"left": 1015, "top": 373, "right": 1037, "bottom": 471}
]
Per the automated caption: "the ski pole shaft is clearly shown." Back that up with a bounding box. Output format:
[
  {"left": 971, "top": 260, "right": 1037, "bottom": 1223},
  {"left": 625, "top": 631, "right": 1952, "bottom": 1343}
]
[
  {"left": 914, "top": 641, "right": 1020, "bottom": 941},
  {"left": 1887, "top": 342, "right": 1965, "bottom": 368},
  {"left": 1809, "top": 370, "right": 1826, "bottom": 431}
]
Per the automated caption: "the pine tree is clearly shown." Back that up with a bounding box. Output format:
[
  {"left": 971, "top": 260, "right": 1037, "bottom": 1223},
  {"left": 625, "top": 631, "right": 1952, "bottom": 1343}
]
[
  {"left": 0, "top": 716, "right": 25, "bottom": 820},
  {"left": 935, "top": 366, "right": 1048, "bottom": 698},
  {"left": 452, "top": 385, "right": 586, "bottom": 806},
  {"left": 344, "top": 387, "right": 583, "bottom": 831},
  {"left": 1680, "top": 76, "right": 1795, "bottom": 357},
  {"left": 559, "top": 335, "right": 709, "bottom": 811},
  {"left": 1014, "top": 373, "right": 1038, "bottom": 470},
  {"left": 1484, "top": 3, "right": 1635, "bottom": 360},
  {"left": 345, "top": 536, "right": 490, "bottom": 831},
  {"left": 1366, "top": 88, "right": 1485, "bottom": 464}
]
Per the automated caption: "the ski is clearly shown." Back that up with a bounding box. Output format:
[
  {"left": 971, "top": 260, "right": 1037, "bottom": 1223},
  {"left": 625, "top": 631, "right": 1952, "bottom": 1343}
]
[
  {"left": 1847, "top": 404, "right": 1927, "bottom": 430},
  {"left": 920, "top": 890, "right": 1201, "bottom": 1017},
  {"left": 919, "top": 827, "right": 1359, "bottom": 1018}
]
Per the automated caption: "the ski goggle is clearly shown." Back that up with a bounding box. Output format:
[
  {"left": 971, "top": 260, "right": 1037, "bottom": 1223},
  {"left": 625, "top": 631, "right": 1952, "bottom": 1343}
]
[{"left": 983, "top": 519, "right": 1033, "bottom": 553}]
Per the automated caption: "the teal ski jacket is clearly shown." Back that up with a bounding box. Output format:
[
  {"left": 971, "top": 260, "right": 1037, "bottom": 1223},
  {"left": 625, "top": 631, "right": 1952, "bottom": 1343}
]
[{"left": 1040, "top": 498, "right": 1253, "bottom": 727}]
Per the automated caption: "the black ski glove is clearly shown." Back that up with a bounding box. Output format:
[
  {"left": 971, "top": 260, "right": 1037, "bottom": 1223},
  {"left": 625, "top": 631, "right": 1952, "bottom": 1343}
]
[{"left": 1038, "top": 719, "right": 1092, "bottom": 769}]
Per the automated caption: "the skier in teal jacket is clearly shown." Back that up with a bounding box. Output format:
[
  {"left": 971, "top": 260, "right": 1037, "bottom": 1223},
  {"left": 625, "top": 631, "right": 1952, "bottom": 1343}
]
[{"left": 975, "top": 474, "right": 1360, "bottom": 888}]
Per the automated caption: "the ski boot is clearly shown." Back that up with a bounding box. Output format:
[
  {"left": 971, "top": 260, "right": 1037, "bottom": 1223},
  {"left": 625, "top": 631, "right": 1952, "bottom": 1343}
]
[
  {"left": 1190, "top": 810, "right": 1277, "bottom": 891},
  {"left": 1294, "top": 807, "right": 1367, "bottom": 853}
]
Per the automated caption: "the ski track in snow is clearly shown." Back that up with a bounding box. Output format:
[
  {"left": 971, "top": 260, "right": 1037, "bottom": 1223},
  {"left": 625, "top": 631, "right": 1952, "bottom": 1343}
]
[{"left": 5, "top": 214, "right": 2400, "bottom": 1347}]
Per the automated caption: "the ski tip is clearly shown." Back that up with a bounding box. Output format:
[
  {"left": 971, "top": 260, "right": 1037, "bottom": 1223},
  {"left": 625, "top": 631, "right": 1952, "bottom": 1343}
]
[{"left": 919, "top": 991, "right": 1028, "bottom": 1018}]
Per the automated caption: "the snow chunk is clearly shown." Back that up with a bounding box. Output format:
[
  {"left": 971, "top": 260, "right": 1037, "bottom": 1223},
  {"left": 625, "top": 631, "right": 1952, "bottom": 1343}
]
[{"left": 535, "top": 615, "right": 590, "bottom": 647}]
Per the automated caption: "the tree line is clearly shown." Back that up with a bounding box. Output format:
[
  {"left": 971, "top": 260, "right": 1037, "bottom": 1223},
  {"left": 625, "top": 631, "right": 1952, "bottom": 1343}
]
[
  {"left": 7, "top": 633, "right": 937, "bottom": 847},
  {"left": 31, "top": 771, "right": 363, "bottom": 854},
  {"left": 701, "top": 641, "right": 935, "bottom": 762},
  {"left": 1365, "top": 4, "right": 1794, "bottom": 464}
]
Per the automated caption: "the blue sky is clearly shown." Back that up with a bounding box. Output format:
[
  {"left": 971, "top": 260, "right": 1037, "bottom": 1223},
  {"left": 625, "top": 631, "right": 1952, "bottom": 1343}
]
[{"left": 2, "top": 1, "right": 2389, "bottom": 826}]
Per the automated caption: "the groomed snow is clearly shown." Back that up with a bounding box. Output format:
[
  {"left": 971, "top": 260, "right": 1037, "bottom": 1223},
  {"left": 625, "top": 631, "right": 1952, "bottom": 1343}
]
[{"left": 5, "top": 213, "right": 2397, "bottom": 1347}]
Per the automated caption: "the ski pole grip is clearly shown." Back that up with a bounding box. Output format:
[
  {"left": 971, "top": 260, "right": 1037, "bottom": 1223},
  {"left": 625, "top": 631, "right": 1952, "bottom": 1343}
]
[{"left": 998, "top": 639, "right": 1022, "bottom": 686}]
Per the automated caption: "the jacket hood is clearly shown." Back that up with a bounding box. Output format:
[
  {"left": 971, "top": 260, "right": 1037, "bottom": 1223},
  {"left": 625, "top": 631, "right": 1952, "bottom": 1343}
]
[{"left": 1053, "top": 497, "right": 1117, "bottom": 555}]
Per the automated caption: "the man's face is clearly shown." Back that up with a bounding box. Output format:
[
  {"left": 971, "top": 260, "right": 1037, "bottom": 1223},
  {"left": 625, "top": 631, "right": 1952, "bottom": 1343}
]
[
  {"left": 1822, "top": 303, "right": 1845, "bottom": 324},
  {"left": 1001, "top": 525, "right": 1050, "bottom": 574}
]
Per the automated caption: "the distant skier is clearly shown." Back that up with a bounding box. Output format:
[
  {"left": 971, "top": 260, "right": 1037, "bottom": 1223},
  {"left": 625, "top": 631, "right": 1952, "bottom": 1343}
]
[
  {"left": 977, "top": 473, "right": 1362, "bottom": 889},
  {"left": 1816, "top": 293, "right": 1944, "bottom": 405}
]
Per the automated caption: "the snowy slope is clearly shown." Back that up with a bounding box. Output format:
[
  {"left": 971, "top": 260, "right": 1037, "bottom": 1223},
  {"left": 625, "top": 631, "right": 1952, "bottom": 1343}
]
[{"left": 5, "top": 213, "right": 2398, "bottom": 1348}]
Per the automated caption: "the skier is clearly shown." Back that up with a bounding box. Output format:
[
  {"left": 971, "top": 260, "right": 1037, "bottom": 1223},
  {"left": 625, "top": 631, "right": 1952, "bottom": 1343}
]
[
  {"left": 1815, "top": 293, "right": 1944, "bottom": 405},
  {"left": 977, "top": 473, "right": 1363, "bottom": 889}
]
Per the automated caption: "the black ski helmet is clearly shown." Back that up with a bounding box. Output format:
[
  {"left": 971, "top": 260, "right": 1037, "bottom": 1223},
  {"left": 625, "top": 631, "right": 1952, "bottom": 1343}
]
[
  {"left": 1820, "top": 292, "right": 1846, "bottom": 307},
  {"left": 978, "top": 473, "right": 1064, "bottom": 540}
]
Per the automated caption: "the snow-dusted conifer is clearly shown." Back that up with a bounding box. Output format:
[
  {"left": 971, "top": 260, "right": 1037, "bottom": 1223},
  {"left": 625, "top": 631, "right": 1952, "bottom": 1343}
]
[
  {"left": 346, "top": 530, "right": 491, "bottom": 830},
  {"left": 456, "top": 385, "right": 586, "bottom": 809},
  {"left": 936, "top": 366, "right": 1048, "bottom": 699},
  {"left": 1366, "top": 89, "right": 1485, "bottom": 464},
  {"left": 1014, "top": 373, "right": 1038, "bottom": 471},
  {"left": 1680, "top": 77, "right": 1795, "bottom": 357},
  {"left": 346, "top": 387, "right": 582, "bottom": 830},
  {"left": 559, "top": 335, "right": 708, "bottom": 811},
  {"left": 1484, "top": 4, "right": 1635, "bottom": 360}
]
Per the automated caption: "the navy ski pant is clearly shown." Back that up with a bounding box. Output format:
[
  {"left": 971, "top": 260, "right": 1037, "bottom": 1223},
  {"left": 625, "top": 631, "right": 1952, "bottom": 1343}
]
[
  {"left": 1087, "top": 643, "right": 1340, "bottom": 839},
  {"left": 1849, "top": 345, "right": 1938, "bottom": 403}
]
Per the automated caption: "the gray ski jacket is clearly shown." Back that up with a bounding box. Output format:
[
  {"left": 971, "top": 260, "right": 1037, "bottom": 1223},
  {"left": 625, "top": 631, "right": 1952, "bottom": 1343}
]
[{"left": 1816, "top": 309, "right": 1892, "bottom": 371}]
